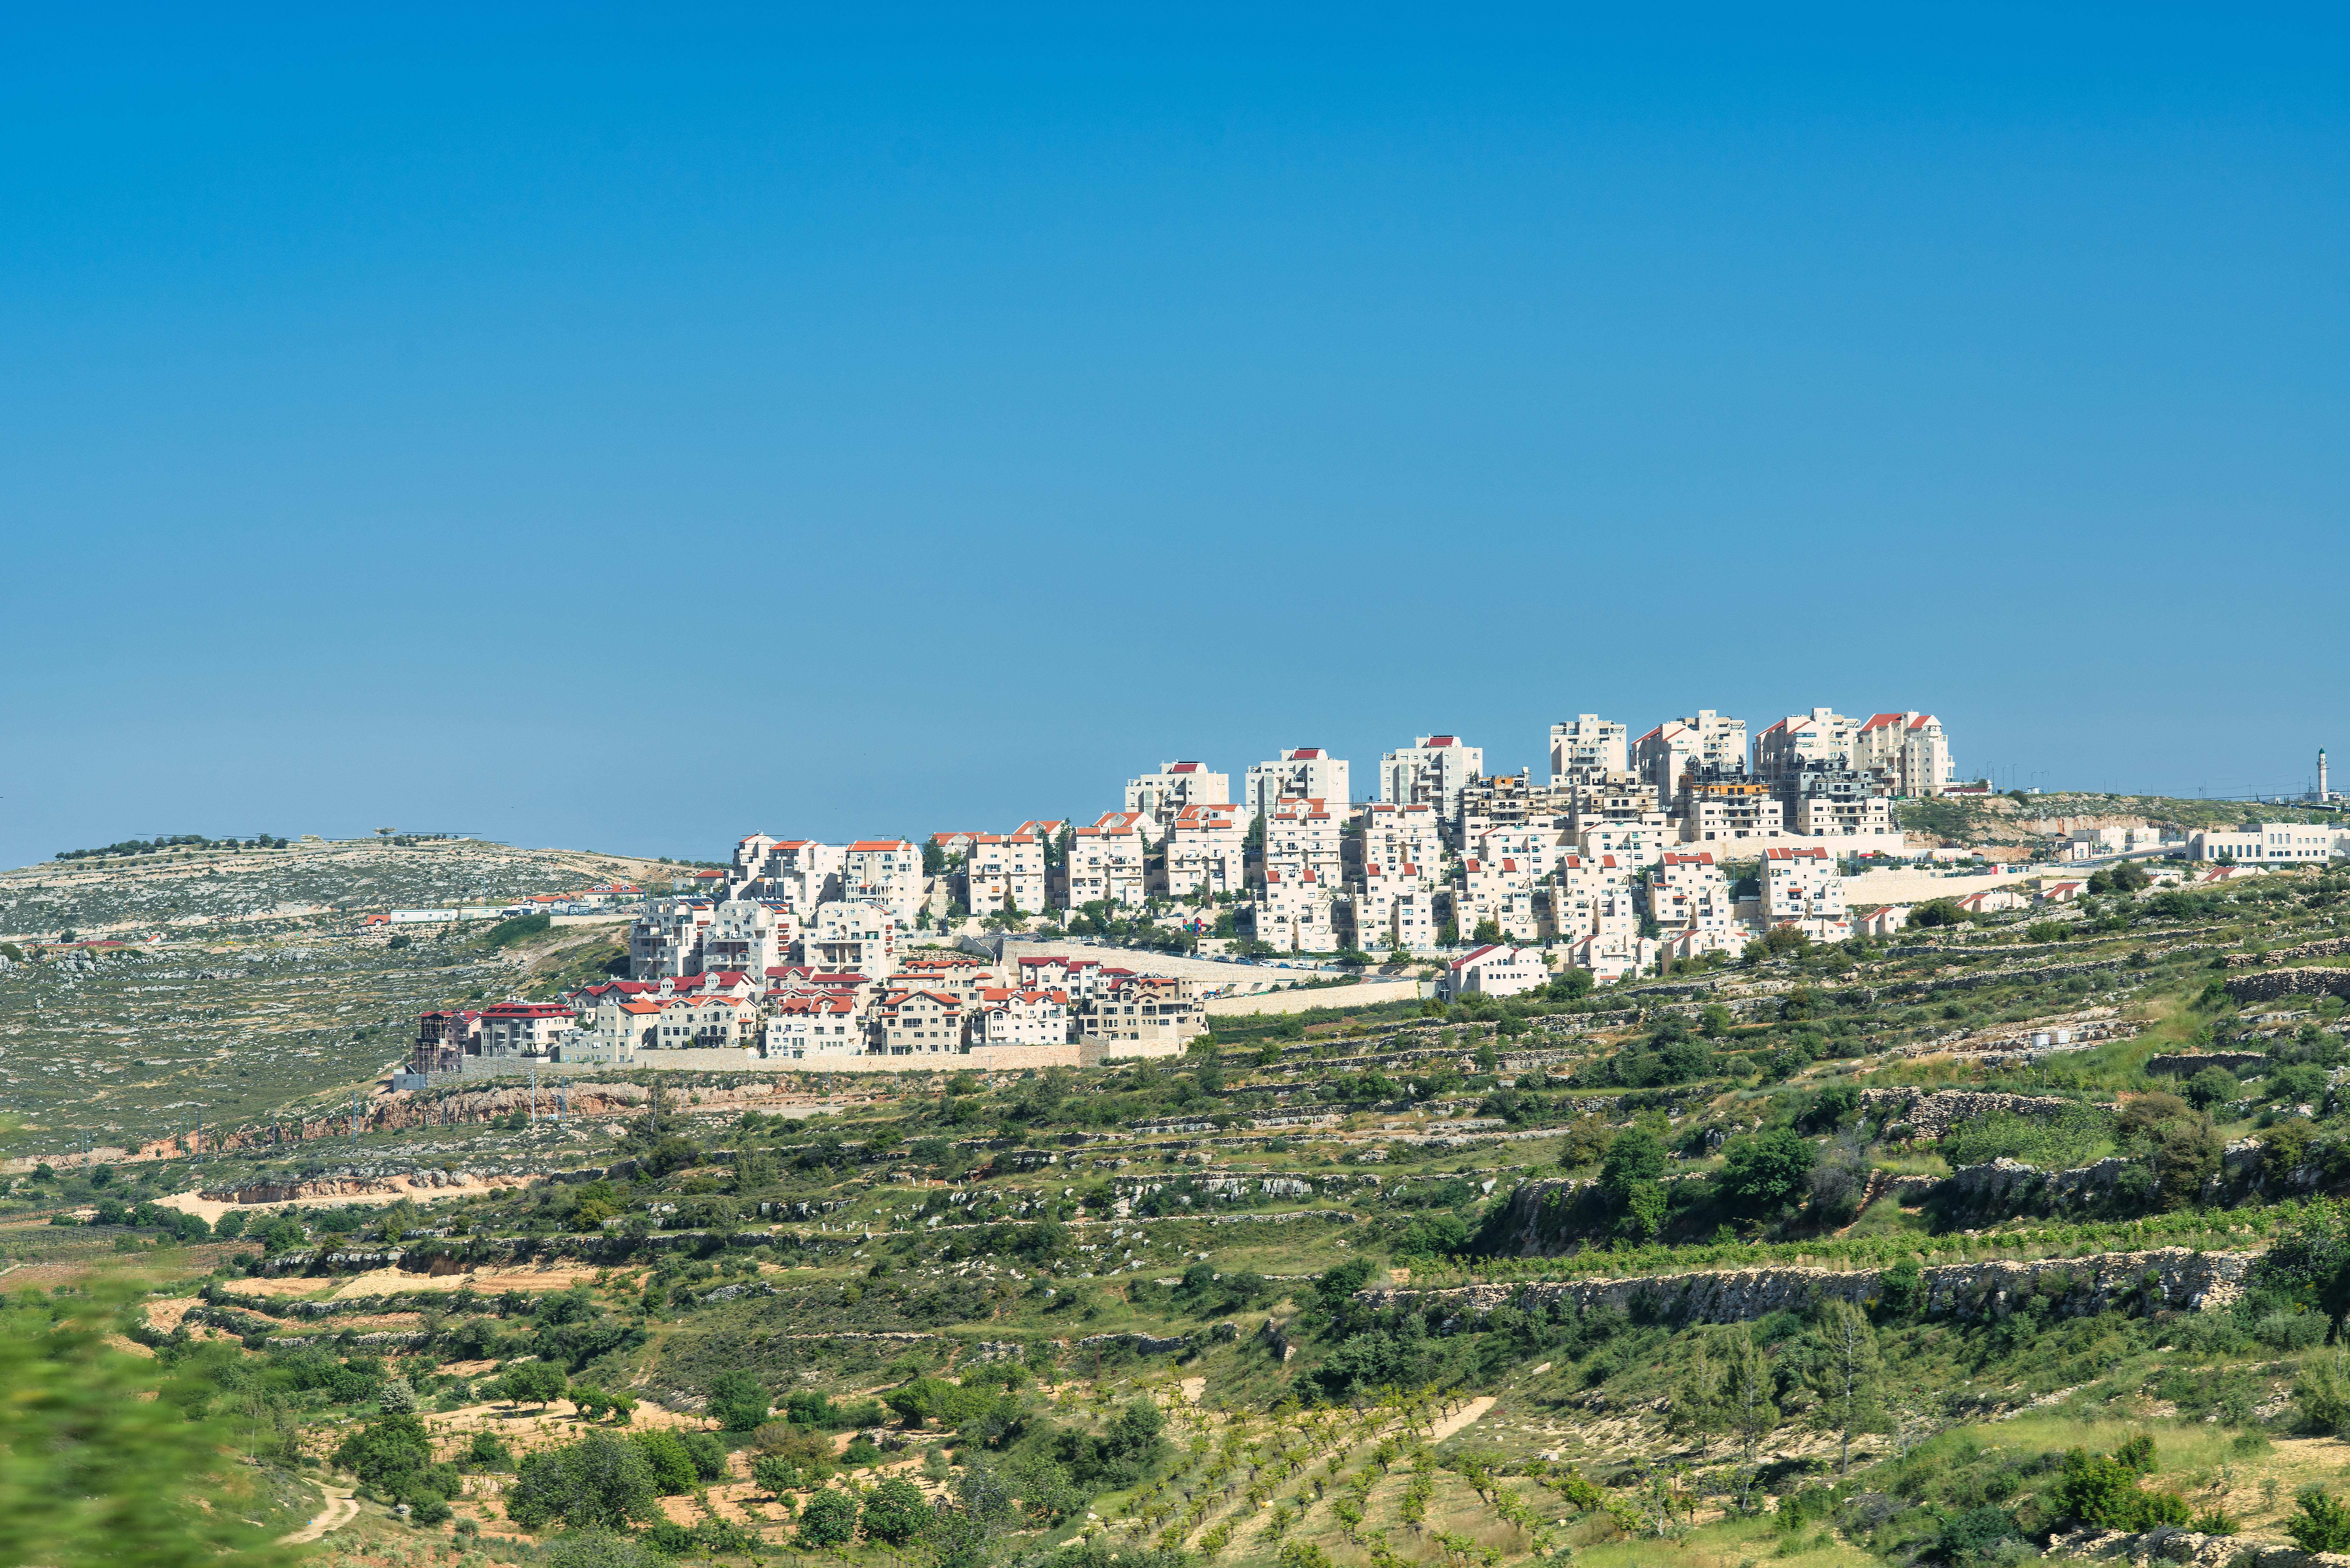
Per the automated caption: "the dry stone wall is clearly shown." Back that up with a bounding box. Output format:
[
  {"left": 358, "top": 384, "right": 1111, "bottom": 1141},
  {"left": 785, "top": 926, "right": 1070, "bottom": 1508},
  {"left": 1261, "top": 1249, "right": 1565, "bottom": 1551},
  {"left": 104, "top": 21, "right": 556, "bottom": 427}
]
[
  {"left": 2228, "top": 968, "right": 2350, "bottom": 1004},
  {"left": 1355, "top": 1247, "right": 2254, "bottom": 1326},
  {"left": 1858, "top": 1088, "right": 2083, "bottom": 1138},
  {"left": 2226, "top": 938, "right": 2350, "bottom": 969}
]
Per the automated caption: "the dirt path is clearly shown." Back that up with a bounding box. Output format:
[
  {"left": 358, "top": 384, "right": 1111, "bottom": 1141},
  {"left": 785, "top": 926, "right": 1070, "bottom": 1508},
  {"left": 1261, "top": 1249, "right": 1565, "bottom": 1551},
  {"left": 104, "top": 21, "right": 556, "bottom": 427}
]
[
  {"left": 1427, "top": 1395, "right": 1497, "bottom": 1444},
  {"left": 281, "top": 1486, "right": 358, "bottom": 1544}
]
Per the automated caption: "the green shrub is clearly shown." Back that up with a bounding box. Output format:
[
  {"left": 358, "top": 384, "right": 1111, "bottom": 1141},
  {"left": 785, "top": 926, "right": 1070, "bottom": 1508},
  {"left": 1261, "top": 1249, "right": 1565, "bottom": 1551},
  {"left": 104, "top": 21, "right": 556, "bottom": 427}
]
[
  {"left": 797, "top": 1488, "right": 859, "bottom": 1546},
  {"left": 2288, "top": 1490, "right": 2350, "bottom": 1553}
]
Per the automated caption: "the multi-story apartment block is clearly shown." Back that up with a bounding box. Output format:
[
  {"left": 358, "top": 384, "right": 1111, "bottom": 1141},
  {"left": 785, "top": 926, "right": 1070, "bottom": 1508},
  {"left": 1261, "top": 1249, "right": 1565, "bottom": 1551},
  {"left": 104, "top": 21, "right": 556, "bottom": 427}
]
[
  {"left": 1566, "top": 773, "right": 1666, "bottom": 829},
  {"left": 1015, "top": 954, "right": 1106, "bottom": 1003},
  {"left": 1762, "top": 845, "right": 1846, "bottom": 924},
  {"left": 1124, "top": 761, "right": 1230, "bottom": 828},
  {"left": 1067, "top": 812, "right": 1148, "bottom": 909},
  {"left": 1634, "top": 710, "right": 1747, "bottom": 799},
  {"left": 1378, "top": 735, "right": 1482, "bottom": 821},
  {"left": 972, "top": 988, "right": 1071, "bottom": 1047},
  {"left": 875, "top": 990, "right": 966, "bottom": 1055},
  {"left": 1468, "top": 825, "right": 1567, "bottom": 880},
  {"left": 1256, "top": 866, "right": 1338, "bottom": 951},
  {"left": 411, "top": 1009, "right": 482, "bottom": 1074},
  {"left": 963, "top": 832, "right": 1048, "bottom": 915},
  {"left": 1354, "top": 803, "right": 1444, "bottom": 887},
  {"left": 1080, "top": 973, "right": 1203, "bottom": 1056},
  {"left": 890, "top": 955, "right": 1002, "bottom": 1008},
  {"left": 701, "top": 900, "right": 793, "bottom": 976},
  {"left": 1456, "top": 857, "right": 1540, "bottom": 943},
  {"left": 1551, "top": 853, "right": 1642, "bottom": 943},
  {"left": 2066, "top": 825, "right": 2177, "bottom": 858},
  {"left": 766, "top": 993, "right": 863, "bottom": 1059},
  {"left": 1438, "top": 944, "right": 1547, "bottom": 1001},
  {"left": 1457, "top": 774, "right": 1577, "bottom": 835},
  {"left": 1768, "top": 764, "right": 1894, "bottom": 840},
  {"left": 748, "top": 840, "right": 844, "bottom": 912},
  {"left": 1568, "top": 930, "right": 1661, "bottom": 984},
  {"left": 1855, "top": 713, "right": 1956, "bottom": 797},
  {"left": 479, "top": 1001, "right": 579, "bottom": 1059},
  {"left": 568, "top": 999, "right": 659, "bottom": 1065},
  {"left": 1165, "top": 803, "right": 1247, "bottom": 900},
  {"left": 1647, "top": 851, "right": 1738, "bottom": 933},
  {"left": 1754, "top": 709, "right": 1857, "bottom": 783},
  {"left": 1349, "top": 862, "right": 1439, "bottom": 951},
  {"left": 1574, "top": 822, "right": 1672, "bottom": 867},
  {"left": 843, "top": 840, "right": 926, "bottom": 924},
  {"left": 803, "top": 900, "right": 895, "bottom": 974},
  {"left": 1548, "top": 714, "right": 1629, "bottom": 782},
  {"left": 650, "top": 993, "right": 758, "bottom": 1051},
  {"left": 1263, "top": 796, "right": 1345, "bottom": 885},
  {"left": 1246, "top": 748, "right": 1351, "bottom": 820},
  {"left": 628, "top": 898, "right": 715, "bottom": 980},
  {"left": 1674, "top": 770, "right": 1785, "bottom": 845}
]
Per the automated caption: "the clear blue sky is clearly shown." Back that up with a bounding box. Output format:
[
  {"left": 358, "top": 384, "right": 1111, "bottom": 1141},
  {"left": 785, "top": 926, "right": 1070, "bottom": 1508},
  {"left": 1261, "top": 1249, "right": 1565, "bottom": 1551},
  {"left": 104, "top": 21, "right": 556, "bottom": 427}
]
[{"left": 5, "top": 5, "right": 2346, "bottom": 868}]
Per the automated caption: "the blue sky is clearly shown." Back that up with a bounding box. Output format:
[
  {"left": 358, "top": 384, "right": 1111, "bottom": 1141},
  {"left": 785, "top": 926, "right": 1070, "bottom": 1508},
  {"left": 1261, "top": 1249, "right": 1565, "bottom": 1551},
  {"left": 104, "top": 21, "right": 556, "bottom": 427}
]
[{"left": 4, "top": 6, "right": 2346, "bottom": 867}]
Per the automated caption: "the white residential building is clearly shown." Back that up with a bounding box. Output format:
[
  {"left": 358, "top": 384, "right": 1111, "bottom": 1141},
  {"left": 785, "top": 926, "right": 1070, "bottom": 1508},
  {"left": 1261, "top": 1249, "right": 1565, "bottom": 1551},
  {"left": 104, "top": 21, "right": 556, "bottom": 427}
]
[
  {"left": 1648, "top": 851, "right": 1738, "bottom": 934},
  {"left": 1263, "top": 796, "right": 1345, "bottom": 885},
  {"left": 1246, "top": 748, "right": 1351, "bottom": 820},
  {"left": 1634, "top": 710, "right": 1747, "bottom": 799},
  {"left": 1351, "top": 862, "right": 1440, "bottom": 951},
  {"left": 1456, "top": 857, "right": 1540, "bottom": 943},
  {"left": 1675, "top": 774, "right": 1786, "bottom": 844},
  {"left": 1566, "top": 931, "right": 1659, "bottom": 985},
  {"left": 701, "top": 900, "right": 792, "bottom": 977},
  {"left": 803, "top": 900, "right": 895, "bottom": 974},
  {"left": 1124, "top": 761, "right": 1230, "bottom": 827},
  {"left": 1378, "top": 735, "right": 1483, "bottom": 821},
  {"left": 567, "top": 1000, "right": 658, "bottom": 1065},
  {"left": 1468, "top": 825, "right": 1568, "bottom": 880},
  {"left": 1066, "top": 812, "right": 1148, "bottom": 909},
  {"left": 1551, "top": 853, "right": 1642, "bottom": 943},
  {"left": 1754, "top": 709, "right": 1856, "bottom": 782},
  {"left": 1439, "top": 944, "right": 1548, "bottom": 1001},
  {"left": 1762, "top": 846, "right": 1846, "bottom": 928},
  {"left": 1574, "top": 822, "right": 1672, "bottom": 867},
  {"left": 1548, "top": 714, "right": 1629, "bottom": 781},
  {"left": 1165, "top": 803, "right": 1248, "bottom": 900},
  {"left": 1014, "top": 954, "right": 1107, "bottom": 1003},
  {"left": 1854, "top": 905, "right": 1911, "bottom": 939},
  {"left": 842, "top": 839, "right": 926, "bottom": 924},
  {"left": 628, "top": 898, "right": 715, "bottom": 980},
  {"left": 751, "top": 840, "right": 844, "bottom": 912},
  {"left": 963, "top": 831, "right": 1048, "bottom": 916},
  {"left": 1256, "top": 866, "right": 1339, "bottom": 952},
  {"left": 2189, "top": 823, "right": 2350, "bottom": 864},
  {"left": 1855, "top": 712, "right": 1957, "bottom": 797},
  {"left": 1357, "top": 803, "right": 1444, "bottom": 887},
  {"left": 766, "top": 993, "right": 864, "bottom": 1059},
  {"left": 972, "top": 988, "right": 1071, "bottom": 1047},
  {"left": 1781, "top": 768, "right": 1896, "bottom": 840},
  {"left": 876, "top": 989, "right": 967, "bottom": 1055},
  {"left": 2066, "top": 825, "right": 2179, "bottom": 859}
]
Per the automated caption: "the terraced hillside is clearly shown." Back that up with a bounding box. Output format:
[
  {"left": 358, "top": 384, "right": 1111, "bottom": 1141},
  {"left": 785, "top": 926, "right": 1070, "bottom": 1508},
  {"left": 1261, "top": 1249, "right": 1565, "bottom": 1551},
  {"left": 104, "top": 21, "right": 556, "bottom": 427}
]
[{"left": 15, "top": 852, "right": 2350, "bottom": 1568}]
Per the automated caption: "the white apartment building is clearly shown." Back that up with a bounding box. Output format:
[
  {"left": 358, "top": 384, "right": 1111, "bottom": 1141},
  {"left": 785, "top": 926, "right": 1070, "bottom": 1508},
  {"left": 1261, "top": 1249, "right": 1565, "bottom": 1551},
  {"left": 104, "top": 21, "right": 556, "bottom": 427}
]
[
  {"left": 1066, "top": 812, "right": 1148, "bottom": 909},
  {"left": 1468, "top": 825, "right": 1567, "bottom": 880},
  {"left": 567, "top": 1000, "right": 658, "bottom": 1065},
  {"left": 1456, "top": 857, "right": 1540, "bottom": 943},
  {"left": 2189, "top": 823, "right": 2350, "bottom": 864},
  {"left": 842, "top": 840, "right": 926, "bottom": 924},
  {"left": 890, "top": 955, "right": 1003, "bottom": 1008},
  {"left": 1081, "top": 974, "right": 1204, "bottom": 1056},
  {"left": 1125, "top": 761, "right": 1230, "bottom": 827},
  {"left": 766, "top": 994, "right": 864, "bottom": 1059},
  {"left": 803, "top": 900, "right": 895, "bottom": 974},
  {"left": 1263, "top": 796, "right": 1345, "bottom": 885},
  {"left": 1549, "top": 714, "right": 1629, "bottom": 781},
  {"left": 1439, "top": 944, "right": 1548, "bottom": 1001},
  {"left": 1762, "top": 846, "right": 1846, "bottom": 923},
  {"left": 733, "top": 834, "right": 778, "bottom": 880},
  {"left": 1648, "top": 851, "right": 1738, "bottom": 933},
  {"left": 1165, "top": 803, "right": 1248, "bottom": 900},
  {"left": 2066, "top": 825, "right": 2180, "bottom": 859},
  {"left": 1754, "top": 709, "right": 1856, "bottom": 782},
  {"left": 1357, "top": 803, "right": 1444, "bottom": 887},
  {"left": 1855, "top": 713, "right": 1956, "bottom": 797},
  {"left": 1379, "top": 735, "right": 1483, "bottom": 821},
  {"left": 701, "top": 899, "right": 792, "bottom": 977},
  {"left": 972, "top": 987, "right": 1071, "bottom": 1047},
  {"left": 1014, "top": 954, "right": 1106, "bottom": 1003},
  {"left": 1256, "top": 866, "right": 1338, "bottom": 952},
  {"left": 1783, "top": 770, "right": 1896, "bottom": 839},
  {"left": 1634, "top": 710, "right": 1747, "bottom": 799},
  {"left": 1575, "top": 822, "right": 1671, "bottom": 867},
  {"left": 963, "top": 831, "right": 1048, "bottom": 915},
  {"left": 1676, "top": 775, "right": 1786, "bottom": 844},
  {"left": 876, "top": 989, "right": 967, "bottom": 1055},
  {"left": 628, "top": 898, "right": 715, "bottom": 980},
  {"left": 1568, "top": 773, "right": 1667, "bottom": 830},
  {"left": 1566, "top": 931, "right": 1660, "bottom": 986},
  {"left": 1552, "top": 853, "right": 1642, "bottom": 943},
  {"left": 1351, "top": 862, "right": 1440, "bottom": 951},
  {"left": 1247, "top": 748, "right": 1351, "bottom": 820}
]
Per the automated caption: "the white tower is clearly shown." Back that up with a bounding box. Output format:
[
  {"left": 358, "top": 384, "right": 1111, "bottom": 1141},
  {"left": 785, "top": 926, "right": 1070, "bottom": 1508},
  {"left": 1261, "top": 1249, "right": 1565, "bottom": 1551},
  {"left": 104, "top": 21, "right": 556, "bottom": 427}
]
[{"left": 2322, "top": 748, "right": 2332, "bottom": 804}]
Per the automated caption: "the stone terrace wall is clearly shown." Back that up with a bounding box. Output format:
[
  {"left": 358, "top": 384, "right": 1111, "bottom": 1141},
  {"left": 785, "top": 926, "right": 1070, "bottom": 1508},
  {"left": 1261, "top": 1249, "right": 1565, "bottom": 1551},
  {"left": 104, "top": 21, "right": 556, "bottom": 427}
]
[
  {"left": 1858, "top": 1088, "right": 2083, "bottom": 1138},
  {"left": 2228, "top": 968, "right": 2350, "bottom": 1004},
  {"left": 1356, "top": 1247, "right": 2254, "bottom": 1326}
]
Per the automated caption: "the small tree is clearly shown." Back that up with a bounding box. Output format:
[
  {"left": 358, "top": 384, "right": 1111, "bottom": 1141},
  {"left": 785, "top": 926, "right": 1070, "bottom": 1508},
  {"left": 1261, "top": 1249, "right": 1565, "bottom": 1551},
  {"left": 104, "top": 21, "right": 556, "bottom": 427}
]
[
  {"left": 796, "top": 1487, "right": 858, "bottom": 1547},
  {"left": 1724, "top": 1326, "right": 1780, "bottom": 1477},
  {"left": 1664, "top": 1333, "right": 1727, "bottom": 1456},
  {"left": 1807, "top": 1300, "right": 1884, "bottom": 1475},
  {"left": 500, "top": 1360, "right": 570, "bottom": 1409}
]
